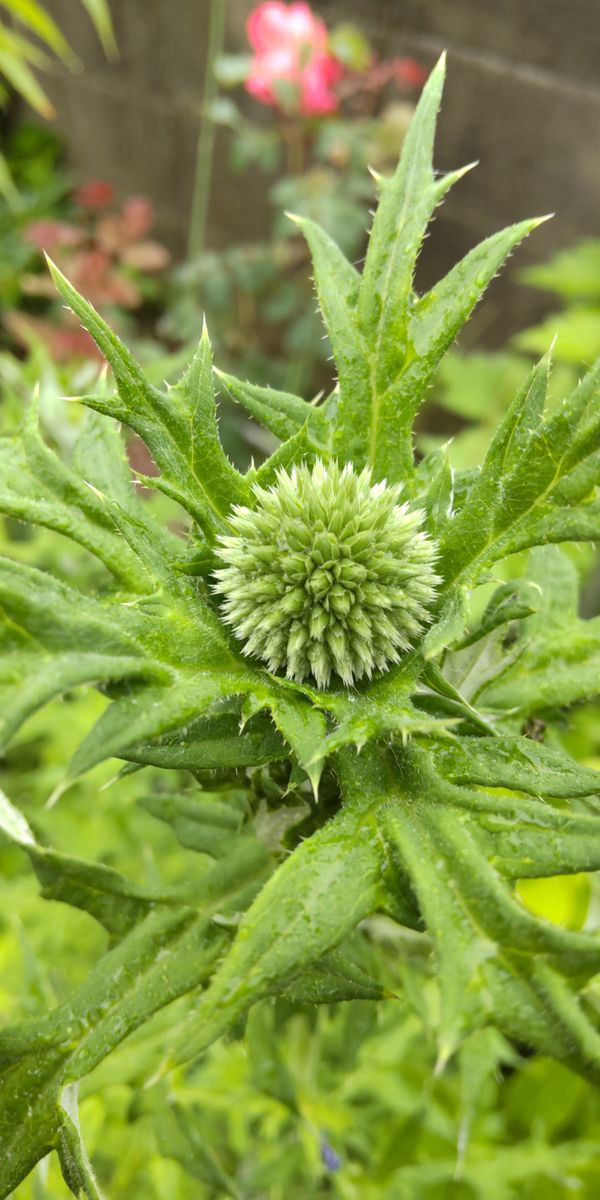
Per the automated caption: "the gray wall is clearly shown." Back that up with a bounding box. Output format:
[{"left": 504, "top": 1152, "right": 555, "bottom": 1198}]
[{"left": 42, "top": 0, "right": 600, "bottom": 341}]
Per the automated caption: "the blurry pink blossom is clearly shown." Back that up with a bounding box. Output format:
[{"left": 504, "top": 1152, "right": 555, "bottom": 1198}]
[
  {"left": 23, "top": 220, "right": 83, "bottom": 253},
  {"left": 120, "top": 196, "right": 155, "bottom": 240},
  {"left": 74, "top": 179, "right": 115, "bottom": 209},
  {"left": 67, "top": 249, "right": 142, "bottom": 308},
  {"left": 392, "top": 57, "right": 429, "bottom": 90},
  {"left": 96, "top": 197, "right": 154, "bottom": 255},
  {"left": 96, "top": 196, "right": 170, "bottom": 271},
  {"left": 246, "top": 2, "right": 343, "bottom": 115}
]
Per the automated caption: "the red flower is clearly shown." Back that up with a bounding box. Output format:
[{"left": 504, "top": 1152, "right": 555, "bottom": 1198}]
[
  {"left": 74, "top": 179, "right": 115, "bottom": 209},
  {"left": 246, "top": 2, "right": 343, "bottom": 116}
]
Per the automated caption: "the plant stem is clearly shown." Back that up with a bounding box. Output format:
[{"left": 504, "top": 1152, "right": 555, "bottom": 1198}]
[{"left": 188, "top": 0, "right": 226, "bottom": 261}]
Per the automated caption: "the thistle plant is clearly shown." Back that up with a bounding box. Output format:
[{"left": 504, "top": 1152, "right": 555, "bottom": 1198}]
[
  {"left": 214, "top": 460, "right": 439, "bottom": 686},
  {"left": 2, "top": 55, "right": 600, "bottom": 1198}
]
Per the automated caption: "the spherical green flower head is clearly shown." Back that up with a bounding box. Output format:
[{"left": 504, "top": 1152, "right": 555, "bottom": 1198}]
[{"left": 214, "top": 460, "right": 440, "bottom": 690}]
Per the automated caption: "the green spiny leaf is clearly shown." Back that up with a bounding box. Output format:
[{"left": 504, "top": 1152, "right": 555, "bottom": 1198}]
[
  {"left": 0, "top": 409, "right": 149, "bottom": 591},
  {"left": 440, "top": 358, "right": 600, "bottom": 585},
  {"left": 62, "top": 672, "right": 259, "bottom": 787},
  {"left": 215, "top": 367, "right": 328, "bottom": 445},
  {"left": 381, "top": 750, "right": 600, "bottom": 1075},
  {"left": 166, "top": 767, "right": 385, "bottom": 1069},
  {"left": 47, "top": 259, "right": 248, "bottom": 534}
]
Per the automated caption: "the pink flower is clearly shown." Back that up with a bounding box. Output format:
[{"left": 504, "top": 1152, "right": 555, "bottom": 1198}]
[
  {"left": 298, "top": 52, "right": 343, "bottom": 114},
  {"left": 246, "top": 2, "right": 343, "bottom": 116},
  {"left": 248, "top": 1, "right": 326, "bottom": 53}
]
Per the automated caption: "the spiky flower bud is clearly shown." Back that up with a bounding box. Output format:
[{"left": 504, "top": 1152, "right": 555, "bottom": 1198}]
[{"left": 214, "top": 460, "right": 440, "bottom": 689}]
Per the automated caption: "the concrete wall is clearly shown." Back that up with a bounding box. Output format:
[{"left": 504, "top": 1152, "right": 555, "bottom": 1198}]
[{"left": 41, "top": 0, "right": 600, "bottom": 341}]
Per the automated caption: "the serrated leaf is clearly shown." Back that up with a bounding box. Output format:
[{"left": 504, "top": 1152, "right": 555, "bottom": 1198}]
[
  {"left": 47, "top": 261, "right": 248, "bottom": 534},
  {"left": 456, "top": 580, "right": 541, "bottom": 649},
  {"left": 357, "top": 54, "right": 447, "bottom": 341},
  {"left": 0, "top": 555, "right": 168, "bottom": 749},
  {"left": 440, "top": 358, "right": 600, "bottom": 586},
  {"left": 430, "top": 735, "right": 600, "bottom": 800},
  {"left": 122, "top": 708, "right": 288, "bottom": 771},
  {"left": 0, "top": 650, "right": 162, "bottom": 753},
  {"left": 479, "top": 547, "right": 600, "bottom": 713},
  {"left": 422, "top": 589, "right": 469, "bottom": 659},
  {"left": 0, "top": 834, "right": 269, "bottom": 1195},
  {"left": 62, "top": 672, "right": 258, "bottom": 786},
  {"left": 371, "top": 214, "right": 542, "bottom": 485},
  {"left": 215, "top": 367, "right": 328, "bottom": 445},
  {"left": 290, "top": 213, "right": 368, "bottom": 460},
  {"left": 138, "top": 791, "right": 245, "bottom": 859},
  {"left": 310, "top": 697, "right": 455, "bottom": 772},
  {"left": 396, "top": 215, "right": 544, "bottom": 425},
  {"left": 0, "top": 911, "right": 227, "bottom": 1196},
  {"left": 381, "top": 746, "right": 600, "bottom": 1074},
  {"left": 56, "top": 1084, "right": 105, "bottom": 1200},
  {"left": 166, "top": 774, "right": 385, "bottom": 1069},
  {"left": 252, "top": 422, "right": 316, "bottom": 488},
  {"left": 295, "top": 56, "right": 541, "bottom": 486},
  {"left": 171, "top": 325, "right": 249, "bottom": 517},
  {"left": 0, "top": 410, "right": 149, "bottom": 591},
  {"left": 243, "top": 687, "right": 328, "bottom": 796},
  {"left": 419, "top": 443, "right": 455, "bottom": 537},
  {"left": 283, "top": 948, "right": 386, "bottom": 1004},
  {"left": 337, "top": 56, "right": 455, "bottom": 477},
  {"left": 423, "top": 751, "right": 600, "bottom": 878}
]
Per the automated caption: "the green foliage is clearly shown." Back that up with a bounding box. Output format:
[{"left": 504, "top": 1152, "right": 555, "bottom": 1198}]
[
  {"left": 0, "top": 124, "right": 68, "bottom": 317},
  {"left": 0, "top": 0, "right": 115, "bottom": 113},
  {"left": 515, "top": 238, "right": 600, "bottom": 364},
  {"left": 0, "top": 0, "right": 115, "bottom": 201},
  {"left": 429, "top": 237, "right": 600, "bottom": 471},
  {"left": 2, "top": 56, "right": 600, "bottom": 1197}
]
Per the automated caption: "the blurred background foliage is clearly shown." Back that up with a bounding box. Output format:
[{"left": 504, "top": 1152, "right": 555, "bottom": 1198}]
[
  {"left": 0, "top": 0, "right": 114, "bottom": 201},
  {"left": 1, "top": 2, "right": 600, "bottom": 1196}
]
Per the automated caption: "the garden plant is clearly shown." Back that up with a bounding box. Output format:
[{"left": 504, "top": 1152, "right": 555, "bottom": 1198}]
[
  {"left": 2, "top": 54, "right": 600, "bottom": 1198},
  {"left": 0, "top": 0, "right": 114, "bottom": 201},
  {"left": 429, "top": 235, "right": 600, "bottom": 471},
  {"left": 165, "top": 0, "right": 425, "bottom": 397}
]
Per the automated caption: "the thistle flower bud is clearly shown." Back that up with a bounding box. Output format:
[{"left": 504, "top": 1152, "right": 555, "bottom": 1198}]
[{"left": 214, "top": 460, "right": 440, "bottom": 689}]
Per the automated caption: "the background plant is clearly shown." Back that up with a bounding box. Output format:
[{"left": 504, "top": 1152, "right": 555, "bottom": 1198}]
[
  {"left": 515, "top": 238, "right": 600, "bottom": 366},
  {"left": 4, "top": 178, "right": 170, "bottom": 360},
  {"left": 2, "top": 54, "right": 600, "bottom": 1200},
  {"left": 0, "top": 0, "right": 115, "bottom": 201},
  {"left": 163, "top": 0, "right": 425, "bottom": 398},
  {"left": 428, "top": 237, "right": 600, "bottom": 471}
]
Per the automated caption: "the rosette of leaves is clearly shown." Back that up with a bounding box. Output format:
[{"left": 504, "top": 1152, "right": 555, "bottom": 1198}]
[{"left": 2, "top": 55, "right": 600, "bottom": 1197}]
